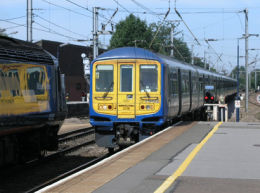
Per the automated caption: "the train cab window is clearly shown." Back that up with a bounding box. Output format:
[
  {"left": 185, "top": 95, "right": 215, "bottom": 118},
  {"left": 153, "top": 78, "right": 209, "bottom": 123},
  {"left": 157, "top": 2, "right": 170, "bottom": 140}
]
[
  {"left": 7, "top": 69, "right": 20, "bottom": 96},
  {"left": 27, "top": 67, "right": 46, "bottom": 95},
  {"left": 95, "top": 65, "right": 113, "bottom": 92},
  {"left": 140, "top": 65, "right": 158, "bottom": 92},
  {"left": 120, "top": 65, "right": 133, "bottom": 92}
]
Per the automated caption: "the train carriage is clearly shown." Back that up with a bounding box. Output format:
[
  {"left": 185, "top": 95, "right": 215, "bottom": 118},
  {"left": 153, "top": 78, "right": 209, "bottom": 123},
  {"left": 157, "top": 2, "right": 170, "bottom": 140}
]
[
  {"left": 0, "top": 36, "right": 67, "bottom": 166},
  {"left": 90, "top": 47, "right": 236, "bottom": 150}
]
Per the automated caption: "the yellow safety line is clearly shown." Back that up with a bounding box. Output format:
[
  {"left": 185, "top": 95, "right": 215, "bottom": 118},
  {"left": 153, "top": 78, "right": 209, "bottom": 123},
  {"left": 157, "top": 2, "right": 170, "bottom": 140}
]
[{"left": 154, "top": 121, "right": 223, "bottom": 193}]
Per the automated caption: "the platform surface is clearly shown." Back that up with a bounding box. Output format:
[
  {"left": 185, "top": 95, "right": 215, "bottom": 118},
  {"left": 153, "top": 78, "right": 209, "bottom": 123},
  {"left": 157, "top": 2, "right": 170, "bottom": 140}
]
[
  {"left": 93, "top": 122, "right": 260, "bottom": 193},
  {"left": 41, "top": 121, "right": 260, "bottom": 193}
]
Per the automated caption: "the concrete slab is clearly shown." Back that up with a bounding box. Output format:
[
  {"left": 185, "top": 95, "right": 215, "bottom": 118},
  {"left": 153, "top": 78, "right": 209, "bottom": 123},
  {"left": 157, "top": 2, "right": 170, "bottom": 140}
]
[
  {"left": 168, "top": 176, "right": 260, "bottom": 193},
  {"left": 183, "top": 125, "right": 260, "bottom": 179}
]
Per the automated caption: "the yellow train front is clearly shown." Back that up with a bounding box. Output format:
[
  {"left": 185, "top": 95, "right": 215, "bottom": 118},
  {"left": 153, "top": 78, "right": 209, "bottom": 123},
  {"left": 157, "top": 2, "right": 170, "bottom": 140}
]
[{"left": 90, "top": 48, "right": 163, "bottom": 150}]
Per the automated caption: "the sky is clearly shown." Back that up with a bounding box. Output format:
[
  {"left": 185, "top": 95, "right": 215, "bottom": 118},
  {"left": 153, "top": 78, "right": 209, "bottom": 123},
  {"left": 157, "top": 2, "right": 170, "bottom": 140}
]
[{"left": 1, "top": 0, "right": 260, "bottom": 74}]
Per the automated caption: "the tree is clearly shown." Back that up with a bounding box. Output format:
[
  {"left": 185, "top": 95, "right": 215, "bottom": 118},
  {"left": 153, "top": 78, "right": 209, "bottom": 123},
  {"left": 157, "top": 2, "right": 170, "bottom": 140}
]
[
  {"left": 148, "top": 22, "right": 191, "bottom": 63},
  {"left": 193, "top": 57, "right": 204, "bottom": 68},
  {"left": 230, "top": 66, "right": 246, "bottom": 90},
  {"left": 109, "top": 14, "right": 152, "bottom": 49}
]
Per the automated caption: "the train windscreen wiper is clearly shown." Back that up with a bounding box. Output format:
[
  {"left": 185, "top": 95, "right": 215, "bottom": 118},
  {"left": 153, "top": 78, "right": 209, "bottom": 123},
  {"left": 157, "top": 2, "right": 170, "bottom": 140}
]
[
  {"left": 103, "top": 82, "right": 114, "bottom": 98},
  {"left": 140, "top": 81, "right": 150, "bottom": 98}
]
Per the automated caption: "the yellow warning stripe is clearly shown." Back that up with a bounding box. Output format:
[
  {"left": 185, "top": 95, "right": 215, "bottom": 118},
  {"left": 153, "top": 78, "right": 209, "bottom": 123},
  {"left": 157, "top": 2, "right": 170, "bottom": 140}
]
[{"left": 154, "top": 121, "right": 223, "bottom": 193}]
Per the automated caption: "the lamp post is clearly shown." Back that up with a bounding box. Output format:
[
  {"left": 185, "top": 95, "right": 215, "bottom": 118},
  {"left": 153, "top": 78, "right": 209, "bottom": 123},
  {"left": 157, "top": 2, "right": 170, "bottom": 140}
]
[
  {"left": 81, "top": 53, "right": 90, "bottom": 102},
  {"left": 81, "top": 53, "right": 90, "bottom": 85}
]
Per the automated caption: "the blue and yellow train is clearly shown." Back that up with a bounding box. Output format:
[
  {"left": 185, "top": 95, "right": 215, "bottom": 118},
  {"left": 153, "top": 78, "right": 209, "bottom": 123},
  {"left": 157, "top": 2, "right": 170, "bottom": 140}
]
[
  {"left": 0, "top": 36, "right": 67, "bottom": 166},
  {"left": 89, "top": 47, "right": 236, "bottom": 150}
]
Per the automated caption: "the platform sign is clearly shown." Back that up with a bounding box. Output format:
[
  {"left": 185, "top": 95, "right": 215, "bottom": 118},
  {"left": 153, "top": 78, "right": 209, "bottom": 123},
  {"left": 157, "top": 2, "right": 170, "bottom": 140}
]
[
  {"left": 205, "top": 85, "right": 214, "bottom": 90},
  {"left": 257, "top": 94, "right": 260, "bottom": 104},
  {"left": 235, "top": 100, "right": 240, "bottom": 108}
]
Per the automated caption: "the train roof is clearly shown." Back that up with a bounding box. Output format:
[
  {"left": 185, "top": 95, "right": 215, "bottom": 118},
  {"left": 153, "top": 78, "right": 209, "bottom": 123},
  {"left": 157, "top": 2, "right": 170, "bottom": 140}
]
[
  {"left": 94, "top": 47, "right": 161, "bottom": 62},
  {"left": 0, "top": 36, "right": 54, "bottom": 65},
  {"left": 94, "top": 47, "right": 236, "bottom": 82}
]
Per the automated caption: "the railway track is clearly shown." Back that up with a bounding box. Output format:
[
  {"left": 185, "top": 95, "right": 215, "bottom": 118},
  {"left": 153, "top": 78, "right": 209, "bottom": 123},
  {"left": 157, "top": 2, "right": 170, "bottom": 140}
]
[
  {"left": 46, "top": 127, "right": 95, "bottom": 158},
  {"left": 58, "top": 127, "right": 94, "bottom": 142},
  {"left": 25, "top": 154, "right": 108, "bottom": 193}
]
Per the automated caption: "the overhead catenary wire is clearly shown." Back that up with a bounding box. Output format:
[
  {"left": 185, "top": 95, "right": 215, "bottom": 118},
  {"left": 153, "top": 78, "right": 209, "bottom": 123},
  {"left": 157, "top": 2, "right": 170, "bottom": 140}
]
[
  {"left": 63, "top": 0, "right": 92, "bottom": 12},
  {"left": 149, "top": 8, "right": 170, "bottom": 48},
  {"left": 34, "top": 22, "right": 79, "bottom": 40},
  {"left": 205, "top": 39, "right": 227, "bottom": 69},
  {"left": 102, "top": 8, "right": 118, "bottom": 29},
  {"left": 35, "top": 14, "right": 90, "bottom": 39},
  {"left": 112, "top": 0, "right": 131, "bottom": 14},
  {"left": 0, "top": 19, "right": 82, "bottom": 41},
  {"left": 130, "top": 0, "right": 163, "bottom": 18},
  {"left": 175, "top": 8, "right": 201, "bottom": 46},
  {"left": 41, "top": 0, "right": 92, "bottom": 19},
  {"left": 0, "top": 16, "right": 26, "bottom": 21},
  {"left": 62, "top": 0, "right": 117, "bottom": 24}
]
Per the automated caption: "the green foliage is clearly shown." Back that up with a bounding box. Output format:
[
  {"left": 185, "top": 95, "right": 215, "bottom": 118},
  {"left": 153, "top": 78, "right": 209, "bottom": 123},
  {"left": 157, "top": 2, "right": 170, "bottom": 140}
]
[
  {"left": 109, "top": 14, "right": 152, "bottom": 49},
  {"left": 109, "top": 15, "right": 192, "bottom": 63},
  {"left": 250, "top": 69, "right": 260, "bottom": 90},
  {"left": 193, "top": 57, "right": 204, "bottom": 68},
  {"left": 230, "top": 66, "right": 246, "bottom": 89}
]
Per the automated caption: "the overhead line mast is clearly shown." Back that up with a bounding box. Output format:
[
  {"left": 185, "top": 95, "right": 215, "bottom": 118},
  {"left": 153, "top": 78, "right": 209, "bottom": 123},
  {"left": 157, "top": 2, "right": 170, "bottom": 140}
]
[
  {"left": 93, "top": 7, "right": 117, "bottom": 59},
  {"left": 27, "top": 0, "right": 33, "bottom": 42}
]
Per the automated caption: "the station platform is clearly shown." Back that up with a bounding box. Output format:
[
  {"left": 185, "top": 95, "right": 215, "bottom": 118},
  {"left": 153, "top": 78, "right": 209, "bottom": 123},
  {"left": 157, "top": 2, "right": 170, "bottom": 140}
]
[{"left": 39, "top": 121, "right": 260, "bottom": 193}]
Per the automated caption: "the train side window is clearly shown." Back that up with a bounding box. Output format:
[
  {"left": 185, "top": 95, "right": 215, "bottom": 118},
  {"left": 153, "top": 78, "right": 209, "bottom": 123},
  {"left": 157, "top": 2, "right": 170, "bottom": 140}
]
[
  {"left": 7, "top": 69, "right": 20, "bottom": 96},
  {"left": 27, "top": 67, "right": 46, "bottom": 95},
  {"left": 95, "top": 65, "right": 113, "bottom": 92}
]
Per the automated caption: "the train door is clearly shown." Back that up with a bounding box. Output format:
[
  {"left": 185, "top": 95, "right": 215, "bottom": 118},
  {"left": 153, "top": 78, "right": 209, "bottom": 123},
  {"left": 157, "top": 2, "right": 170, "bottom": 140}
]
[
  {"left": 189, "top": 71, "right": 192, "bottom": 111},
  {"left": 178, "top": 69, "right": 182, "bottom": 115},
  {"left": 117, "top": 63, "right": 136, "bottom": 119},
  {"left": 181, "top": 70, "right": 190, "bottom": 113},
  {"left": 169, "top": 67, "right": 179, "bottom": 117}
]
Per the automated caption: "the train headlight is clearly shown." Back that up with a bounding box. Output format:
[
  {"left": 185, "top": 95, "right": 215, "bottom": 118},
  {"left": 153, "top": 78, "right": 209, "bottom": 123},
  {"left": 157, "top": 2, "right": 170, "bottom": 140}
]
[
  {"left": 99, "top": 104, "right": 112, "bottom": 110},
  {"left": 146, "top": 105, "right": 154, "bottom": 110}
]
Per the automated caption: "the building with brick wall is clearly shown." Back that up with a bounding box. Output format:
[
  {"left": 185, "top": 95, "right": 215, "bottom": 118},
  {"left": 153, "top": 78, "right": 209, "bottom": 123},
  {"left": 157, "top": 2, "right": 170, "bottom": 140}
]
[{"left": 36, "top": 40, "right": 95, "bottom": 101}]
